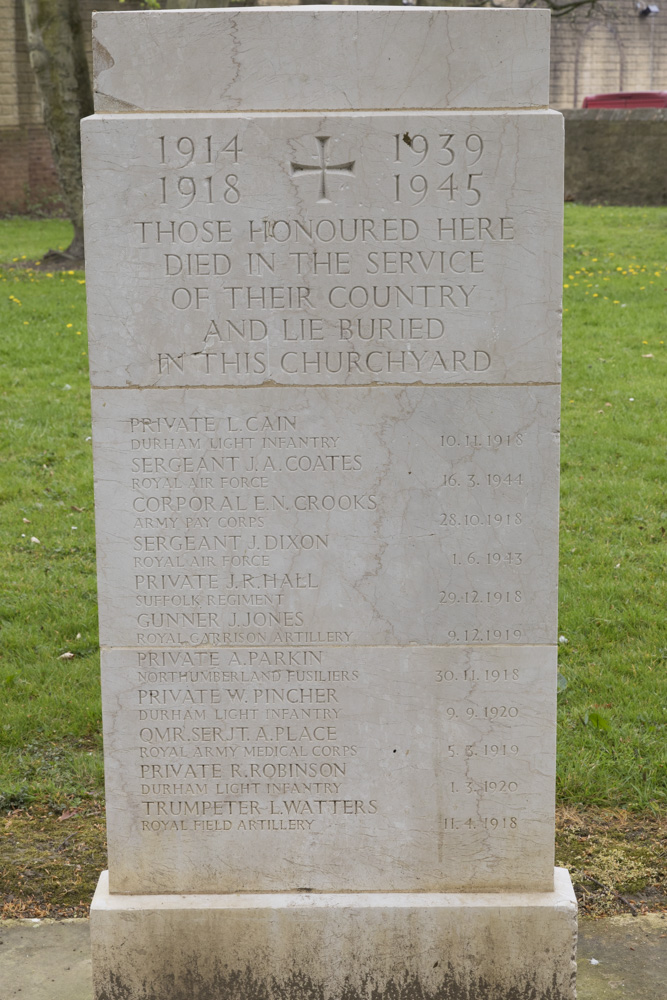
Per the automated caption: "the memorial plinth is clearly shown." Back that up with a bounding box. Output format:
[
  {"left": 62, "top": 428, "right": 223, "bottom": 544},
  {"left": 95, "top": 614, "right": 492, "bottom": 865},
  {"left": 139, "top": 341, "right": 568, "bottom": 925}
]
[{"left": 83, "top": 8, "right": 576, "bottom": 999}]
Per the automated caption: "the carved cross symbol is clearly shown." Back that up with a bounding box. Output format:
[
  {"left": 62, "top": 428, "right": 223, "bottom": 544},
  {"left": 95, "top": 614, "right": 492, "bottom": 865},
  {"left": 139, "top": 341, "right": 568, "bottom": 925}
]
[{"left": 290, "top": 136, "right": 355, "bottom": 203}]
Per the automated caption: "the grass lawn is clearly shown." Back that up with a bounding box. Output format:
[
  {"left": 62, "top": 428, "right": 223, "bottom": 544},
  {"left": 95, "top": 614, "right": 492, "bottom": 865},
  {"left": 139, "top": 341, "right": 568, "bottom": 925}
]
[
  {"left": 0, "top": 209, "right": 665, "bottom": 917},
  {"left": 557, "top": 206, "right": 666, "bottom": 812}
]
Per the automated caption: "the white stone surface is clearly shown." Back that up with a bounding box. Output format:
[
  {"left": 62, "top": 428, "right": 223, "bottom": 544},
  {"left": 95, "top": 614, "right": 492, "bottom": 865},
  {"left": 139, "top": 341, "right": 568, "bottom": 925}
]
[
  {"left": 91, "top": 868, "right": 577, "bottom": 1000},
  {"left": 91, "top": 8, "right": 551, "bottom": 114},
  {"left": 85, "top": 7, "right": 573, "bottom": 996},
  {"left": 102, "top": 644, "right": 556, "bottom": 895},
  {"left": 91, "top": 385, "right": 560, "bottom": 651},
  {"left": 82, "top": 110, "right": 563, "bottom": 389},
  {"left": 85, "top": 3, "right": 568, "bottom": 959}
]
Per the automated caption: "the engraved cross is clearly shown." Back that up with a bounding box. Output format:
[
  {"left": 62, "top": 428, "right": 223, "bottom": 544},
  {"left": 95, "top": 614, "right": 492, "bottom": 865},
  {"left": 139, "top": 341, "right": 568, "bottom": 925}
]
[{"left": 290, "top": 136, "right": 355, "bottom": 203}]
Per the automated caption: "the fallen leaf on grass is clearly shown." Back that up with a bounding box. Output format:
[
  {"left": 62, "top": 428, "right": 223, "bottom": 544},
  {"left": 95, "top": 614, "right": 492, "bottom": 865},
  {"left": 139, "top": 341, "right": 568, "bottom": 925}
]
[
  {"left": 71, "top": 505, "right": 84, "bottom": 512},
  {"left": 58, "top": 652, "right": 75, "bottom": 660},
  {"left": 30, "top": 536, "right": 40, "bottom": 544},
  {"left": 57, "top": 810, "right": 78, "bottom": 822}
]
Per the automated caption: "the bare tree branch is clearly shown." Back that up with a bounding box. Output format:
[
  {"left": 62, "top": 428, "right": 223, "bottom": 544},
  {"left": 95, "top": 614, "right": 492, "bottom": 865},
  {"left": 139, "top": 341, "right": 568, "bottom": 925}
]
[{"left": 405, "top": 0, "right": 603, "bottom": 17}]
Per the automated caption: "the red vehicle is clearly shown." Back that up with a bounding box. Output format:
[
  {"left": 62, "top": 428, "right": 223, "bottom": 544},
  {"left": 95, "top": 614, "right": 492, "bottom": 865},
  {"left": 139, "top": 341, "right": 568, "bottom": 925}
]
[{"left": 582, "top": 91, "right": 667, "bottom": 109}]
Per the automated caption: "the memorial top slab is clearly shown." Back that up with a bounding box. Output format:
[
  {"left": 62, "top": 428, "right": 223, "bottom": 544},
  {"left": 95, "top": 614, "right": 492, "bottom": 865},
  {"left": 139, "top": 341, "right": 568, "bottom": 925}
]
[{"left": 92, "top": 7, "right": 550, "bottom": 114}]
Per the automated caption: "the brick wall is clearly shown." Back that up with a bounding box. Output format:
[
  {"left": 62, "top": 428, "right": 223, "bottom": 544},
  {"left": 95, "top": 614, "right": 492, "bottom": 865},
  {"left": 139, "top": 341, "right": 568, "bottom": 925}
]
[
  {"left": 0, "top": 0, "right": 139, "bottom": 214},
  {"left": 0, "top": 125, "right": 62, "bottom": 213},
  {"left": 0, "top": 0, "right": 61, "bottom": 212},
  {"left": 551, "top": 0, "right": 667, "bottom": 109},
  {"left": 0, "top": 1, "right": 19, "bottom": 128}
]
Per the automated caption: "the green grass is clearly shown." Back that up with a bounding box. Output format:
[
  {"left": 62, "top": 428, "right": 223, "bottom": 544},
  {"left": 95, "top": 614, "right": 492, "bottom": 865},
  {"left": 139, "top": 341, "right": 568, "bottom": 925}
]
[
  {"left": 0, "top": 217, "right": 74, "bottom": 265},
  {"left": 557, "top": 206, "right": 666, "bottom": 811},
  {"left": 0, "top": 221, "right": 102, "bottom": 811},
  {"left": 0, "top": 208, "right": 665, "bottom": 815}
]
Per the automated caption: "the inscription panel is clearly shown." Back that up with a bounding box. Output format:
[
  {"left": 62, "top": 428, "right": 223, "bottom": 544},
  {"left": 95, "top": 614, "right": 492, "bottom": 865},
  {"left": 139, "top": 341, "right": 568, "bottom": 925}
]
[
  {"left": 103, "top": 644, "right": 556, "bottom": 894},
  {"left": 82, "top": 111, "right": 562, "bottom": 388},
  {"left": 84, "top": 76, "right": 562, "bottom": 894},
  {"left": 92, "top": 385, "right": 559, "bottom": 648}
]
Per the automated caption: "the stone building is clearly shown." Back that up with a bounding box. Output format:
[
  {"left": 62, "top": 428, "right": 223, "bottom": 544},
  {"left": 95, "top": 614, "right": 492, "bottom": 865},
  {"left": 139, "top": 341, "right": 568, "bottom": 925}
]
[
  {"left": 550, "top": 0, "right": 667, "bottom": 108},
  {"left": 0, "top": 0, "right": 666, "bottom": 213}
]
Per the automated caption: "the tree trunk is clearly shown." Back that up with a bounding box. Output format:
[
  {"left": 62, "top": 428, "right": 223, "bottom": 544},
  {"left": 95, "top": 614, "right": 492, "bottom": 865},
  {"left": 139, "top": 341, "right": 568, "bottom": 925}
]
[{"left": 22, "top": 0, "right": 93, "bottom": 261}]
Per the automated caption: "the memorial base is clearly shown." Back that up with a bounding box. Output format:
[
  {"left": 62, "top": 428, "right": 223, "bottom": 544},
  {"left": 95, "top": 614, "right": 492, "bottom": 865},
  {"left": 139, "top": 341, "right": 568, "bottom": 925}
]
[{"left": 91, "top": 868, "right": 577, "bottom": 1000}]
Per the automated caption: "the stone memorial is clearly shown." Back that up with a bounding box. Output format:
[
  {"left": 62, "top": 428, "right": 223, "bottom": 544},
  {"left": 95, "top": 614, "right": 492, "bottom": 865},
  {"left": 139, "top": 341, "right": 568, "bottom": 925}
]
[{"left": 83, "top": 7, "right": 577, "bottom": 999}]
